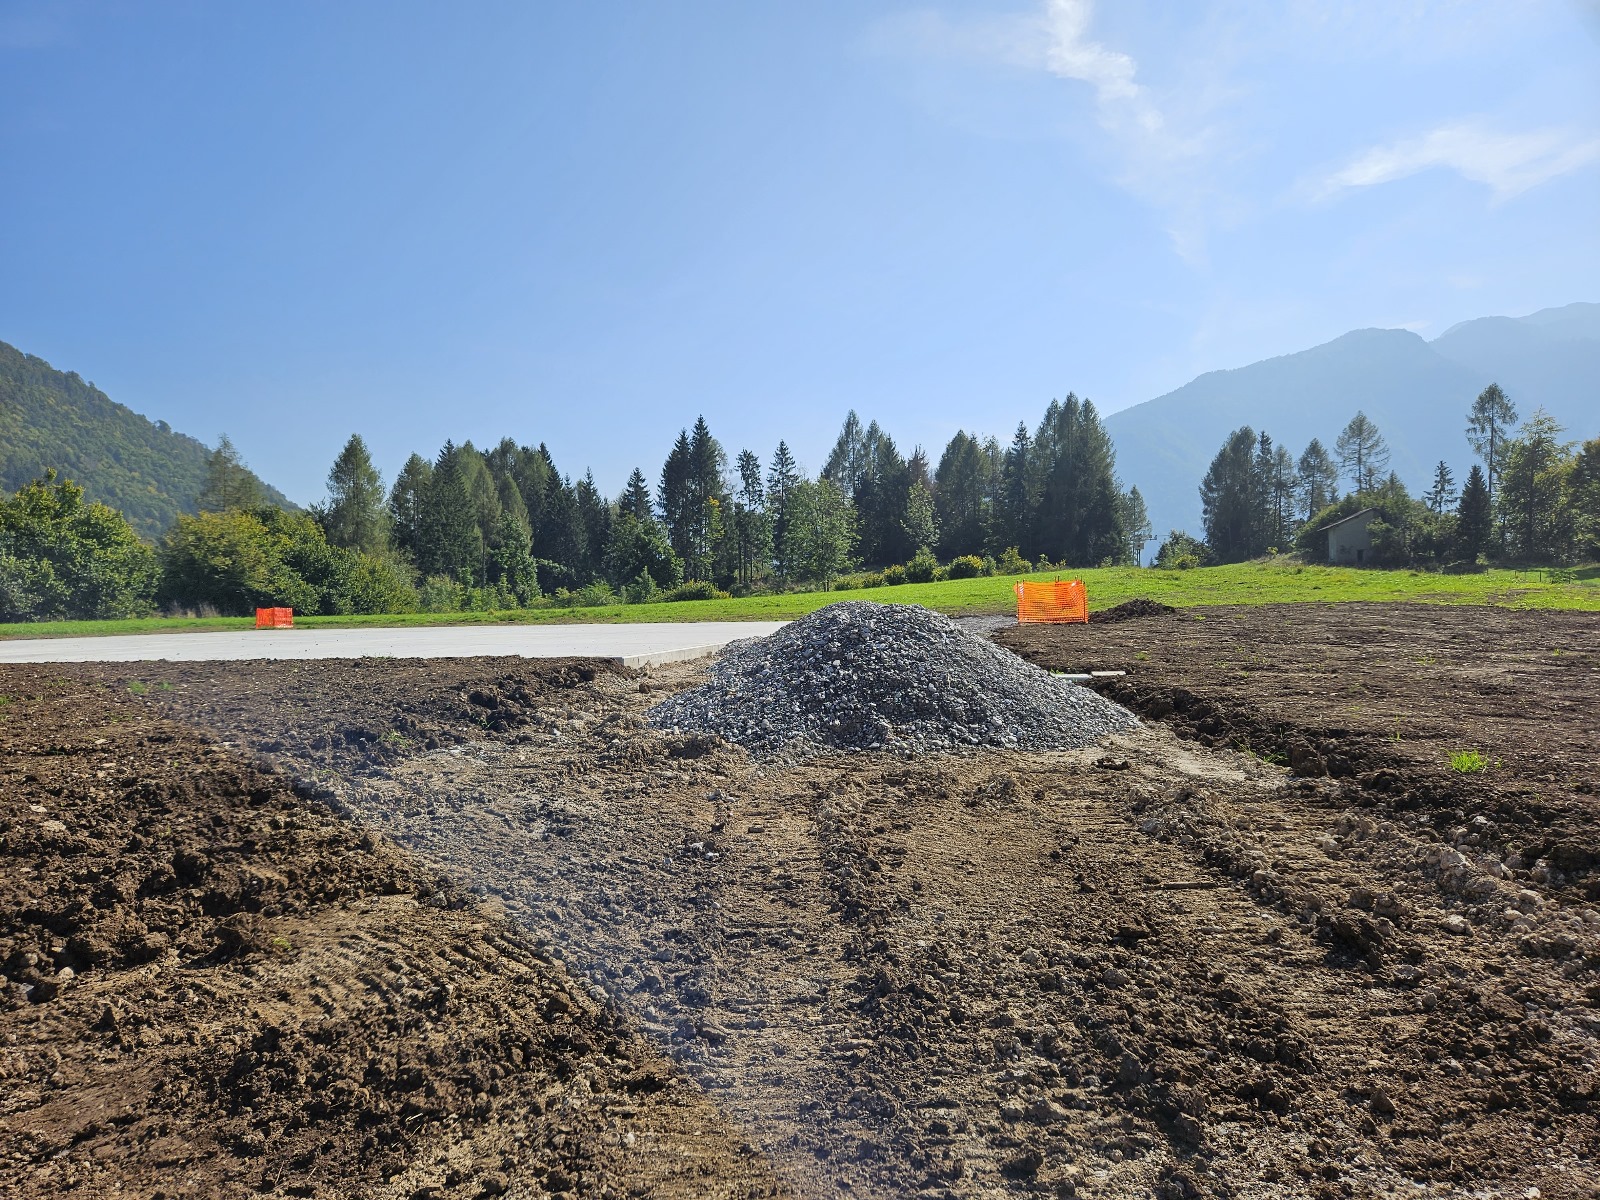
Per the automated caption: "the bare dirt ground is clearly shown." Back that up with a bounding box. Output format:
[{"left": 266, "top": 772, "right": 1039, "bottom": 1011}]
[{"left": 3, "top": 603, "right": 1598, "bottom": 1199}]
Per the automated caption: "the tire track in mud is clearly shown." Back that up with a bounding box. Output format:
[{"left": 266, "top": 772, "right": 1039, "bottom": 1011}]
[{"left": 81, "top": 633, "right": 1599, "bottom": 1200}]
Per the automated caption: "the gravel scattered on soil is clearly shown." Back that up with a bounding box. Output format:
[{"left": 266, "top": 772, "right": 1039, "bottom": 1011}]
[{"left": 647, "top": 600, "right": 1136, "bottom": 757}]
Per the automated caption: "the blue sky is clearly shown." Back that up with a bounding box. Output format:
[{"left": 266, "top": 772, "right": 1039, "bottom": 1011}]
[{"left": 2, "top": 0, "right": 1596, "bottom": 505}]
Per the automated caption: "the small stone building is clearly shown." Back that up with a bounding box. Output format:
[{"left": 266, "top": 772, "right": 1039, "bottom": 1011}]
[{"left": 1322, "top": 507, "right": 1378, "bottom": 565}]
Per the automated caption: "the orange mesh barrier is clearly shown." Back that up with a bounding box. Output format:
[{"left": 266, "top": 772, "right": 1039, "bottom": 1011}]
[
  {"left": 255, "top": 607, "right": 294, "bottom": 629},
  {"left": 1013, "top": 579, "right": 1088, "bottom": 624}
]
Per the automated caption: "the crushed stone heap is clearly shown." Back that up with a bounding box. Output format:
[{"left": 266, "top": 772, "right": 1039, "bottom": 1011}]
[{"left": 647, "top": 600, "right": 1137, "bottom": 758}]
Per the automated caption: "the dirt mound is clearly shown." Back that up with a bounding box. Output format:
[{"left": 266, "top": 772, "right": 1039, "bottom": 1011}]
[
  {"left": 1091, "top": 598, "right": 1177, "bottom": 623},
  {"left": 647, "top": 601, "right": 1137, "bottom": 758},
  {"left": 0, "top": 668, "right": 781, "bottom": 1200}
]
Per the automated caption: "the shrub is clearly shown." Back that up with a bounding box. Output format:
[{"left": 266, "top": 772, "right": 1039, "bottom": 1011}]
[
  {"left": 856, "top": 571, "right": 885, "bottom": 589},
  {"left": 995, "top": 546, "right": 1029, "bottom": 576},
  {"left": 661, "top": 580, "right": 731, "bottom": 602},
  {"left": 946, "top": 554, "right": 989, "bottom": 579},
  {"left": 1154, "top": 530, "right": 1209, "bottom": 571},
  {"left": 622, "top": 569, "right": 659, "bottom": 604},
  {"left": 904, "top": 547, "right": 939, "bottom": 584},
  {"left": 0, "top": 473, "right": 160, "bottom": 621},
  {"left": 577, "top": 580, "right": 620, "bottom": 607},
  {"left": 881, "top": 564, "right": 906, "bottom": 586},
  {"left": 417, "top": 574, "right": 463, "bottom": 612}
]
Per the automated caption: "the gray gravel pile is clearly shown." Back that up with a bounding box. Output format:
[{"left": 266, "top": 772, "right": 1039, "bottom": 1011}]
[{"left": 647, "top": 601, "right": 1137, "bottom": 758}]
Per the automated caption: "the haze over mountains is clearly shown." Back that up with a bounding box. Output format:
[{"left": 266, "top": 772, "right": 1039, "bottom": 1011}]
[{"left": 1106, "top": 303, "right": 1599, "bottom": 552}]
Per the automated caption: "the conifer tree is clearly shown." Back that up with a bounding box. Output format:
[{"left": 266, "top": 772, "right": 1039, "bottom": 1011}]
[
  {"left": 1335, "top": 412, "right": 1390, "bottom": 495},
  {"left": 198, "top": 434, "right": 264, "bottom": 513},
  {"left": 388, "top": 453, "right": 433, "bottom": 559},
  {"left": 1296, "top": 439, "right": 1339, "bottom": 520},
  {"left": 1423, "top": 461, "right": 1457, "bottom": 514},
  {"left": 619, "top": 468, "right": 654, "bottom": 521},
  {"left": 1200, "top": 426, "right": 1261, "bottom": 562},
  {"left": 321, "top": 434, "right": 388, "bottom": 554},
  {"left": 1456, "top": 464, "right": 1491, "bottom": 561},
  {"left": 1467, "top": 382, "right": 1518, "bottom": 503}
]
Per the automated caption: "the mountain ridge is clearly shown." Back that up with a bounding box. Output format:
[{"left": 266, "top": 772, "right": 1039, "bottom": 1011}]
[
  {"left": 1106, "top": 304, "right": 1599, "bottom": 552},
  {"left": 0, "top": 339, "right": 293, "bottom": 540}
]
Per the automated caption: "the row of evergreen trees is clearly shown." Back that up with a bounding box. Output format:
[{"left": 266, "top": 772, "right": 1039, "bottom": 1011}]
[
  {"left": 305, "top": 395, "right": 1148, "bottom": 606},
  {"left": 1185, "top": 385, "right": 1600, "bottom": 567}
]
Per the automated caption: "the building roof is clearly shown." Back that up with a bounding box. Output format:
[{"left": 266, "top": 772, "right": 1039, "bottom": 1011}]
[{"left": 1317, "top": 507, "right": 1379, "bottom": 534}]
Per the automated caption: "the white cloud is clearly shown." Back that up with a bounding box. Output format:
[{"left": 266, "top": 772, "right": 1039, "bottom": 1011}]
[{"left": 1316, "top": 122, "right": 1600, "bottom": 202}]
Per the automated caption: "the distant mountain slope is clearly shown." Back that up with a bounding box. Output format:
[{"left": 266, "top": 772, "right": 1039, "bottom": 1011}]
[
  {"left": 0, "top": 340, "right": 291, "bottom": 540},
  {"left": 1106, "top": 305, "right": 1599, "bottom": 552}
]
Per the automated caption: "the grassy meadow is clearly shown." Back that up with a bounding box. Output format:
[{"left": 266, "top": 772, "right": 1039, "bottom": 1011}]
[{"left": 2, "top": 563, "right": 1597, "bottom": 640}]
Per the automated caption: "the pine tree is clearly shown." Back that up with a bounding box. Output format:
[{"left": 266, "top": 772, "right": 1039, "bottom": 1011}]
[
  {"left": 934, "top": 431, "right": 991, "bottom": 559},
  {"left": 658, "top": 430, "right": 694, "bottom": 571},
  {"left": 1423, "top": 461, "right": 1457, "bottom": 514},
  {"left": 1467, "top": 383, "right": 1518, "bottom": 503},
  {"left": 1497, "top": 409, "right": 1574, "bottom": 562},
  {"left": 416, "top": 442, "right": 478, "bottom": 582},
  {"left": 822, "top": 411, "right": 868, "bottom": 491},
  {"left": 1031, "top": 396, "right": 1125, "bottom": 566},
  {"left": 198, "top": 434, "right": 264, "bottom": 512},
  {"left": 1119, "top": 486, "right": 1152, "bottom": 565},
  {"left": 993, "top": 422, "right": 1033, "bottom": 558},
  {"left": 619, "top": 468, "right": 654, "bottom": 521},
  {"left": 575, "top": 471, "right": 612, "bottom": 582},
  {"left": 1296, "top": 439, "right": 1339, "bottom": 520},
  {"left": 902, "top": 481, "right": 937, "bottom": 553},
  {"left": 767, "top": 442, "right": 801, "bottom": 581},
  {"left": 388, "top": 453, "right": 432, "bottom": 558},
  {"left": 1457, "top": 464, "right": 1491, "bottom": 561},
  {"left": 321, "top": 434, "right": 388, "bottom": 554},
  {"left": 1267, "top": 445, "right": 1298, "bottom": 551},
  {"left": 1200, "top": 427, "right": 1261, "bottom": 562},
  {"left": 1335, "top": 412, "right": 1390, "bottom": 495},
  {"left": 1571, "top": 439, "right": 1600, "bottom": 560}
]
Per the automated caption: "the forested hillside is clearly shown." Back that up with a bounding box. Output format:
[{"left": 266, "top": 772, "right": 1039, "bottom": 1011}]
[{"left": 0, "top": 340, "right": 290, "bottom": 538}]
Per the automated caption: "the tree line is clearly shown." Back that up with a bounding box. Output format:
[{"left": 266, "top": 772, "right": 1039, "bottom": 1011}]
[
  {"left": 1177, "top": 385, "right": 1600, "bottom": 568},
  {"left": 0, "top": 394, "right": 1146, "bottom": 620}
]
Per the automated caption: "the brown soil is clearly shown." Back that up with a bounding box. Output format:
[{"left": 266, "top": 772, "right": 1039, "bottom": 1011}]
[
  {"left": 4, "top": 602, "right": 1598, "bottom": 1199},
  {"left": 0, "top": 663, "right": 780, "bottom": 1200}
]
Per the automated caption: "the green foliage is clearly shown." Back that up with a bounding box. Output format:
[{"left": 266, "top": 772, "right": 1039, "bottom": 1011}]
[
  {"left": 197, "top": 435, "right": 265, "bottom": 513},
  {"left": 622, "top": 569, "right": 659, "bottom": 604},
  {"left": 1154, "top": 529, "right": 1208, "bottom": 570},
  {"left": 904, "top": 545, "right": 939, "bottom": 584},
  {"left": 660, "top": 580, "right": 731, "bottom": 602},
  {"left": 0, "top": 472, "right": 159, "bottom": 620},
  {"left": 1497, "top": 409, "right": 1575, "bottom": 562},
  {"left": 320, "top": 434, "right": 389, "bottom": 554},
  {"left": 881, "top": 563, "right": 906, "bottom": 586},
  {"left": 782, "top": 477, "right": 856, "bottom": 590},
  {"left": 0, "top": 341, "right": 290, "bottom": 539},
  {"left": 1334, "top": 412, "right": 1390, "bottom": 495},
  {"left": 159, "top": 506, "right": 418, "bottom": 617},
  {"left": 995, "top": 546, "right": 1030, "bottom": 576},
  {"left": 1449, "top": 749, "right": 1488, "bottom": 774},
  {"left": 946, "top": 554, "right": 989, "bottom": 579}
]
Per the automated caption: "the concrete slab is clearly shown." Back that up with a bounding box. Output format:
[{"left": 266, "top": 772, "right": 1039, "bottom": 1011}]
[{"left": 0, "top": 621, "right": 788, "bottom": 667}]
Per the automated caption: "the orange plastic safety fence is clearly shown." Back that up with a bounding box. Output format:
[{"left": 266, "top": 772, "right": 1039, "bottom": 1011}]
[
  {"left": 1013, "top": 579, "right": 1088, "bottom": 624},
  {"left": 255, "top": 607, "right": 294, "bottom": 629}
]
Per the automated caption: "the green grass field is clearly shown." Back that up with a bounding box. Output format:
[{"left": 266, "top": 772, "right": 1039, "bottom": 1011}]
[{"left": 3, "top": 563, "right": 1596, "bottom": 640}]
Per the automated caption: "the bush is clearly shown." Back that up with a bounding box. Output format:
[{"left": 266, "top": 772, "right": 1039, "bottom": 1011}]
[
  {"left": 1154, "top": 530, "right": 1209, "bottom": 570},
  {"left": 577, "top": 580, "right": 620, "bottom": 607},
  {"left": 904, "top": 547, "right": 939, "bottom": 584},
  {"left": 995, "top": 546, "right": 1029, "bottom": 576},
  {"left": 622, "top": 569, "right": 659, "bottom": 604},
  {"left": 0, "top": 473, "right": 159, "bottom": 621},
  {"left": 661, "top": 580, "right": 731, "bottom": 602},
  {"left": 856, "top": 571, "right": 885, "bottom": 589},
  {"left": 881, "top": 564, "right": 906, "bottom": 586},
  {"left": 946, "top": 554, "right": 989, "bottom": 579},
  {"left": 417, "top": 574, "right": 462, "bottom": 612}
]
